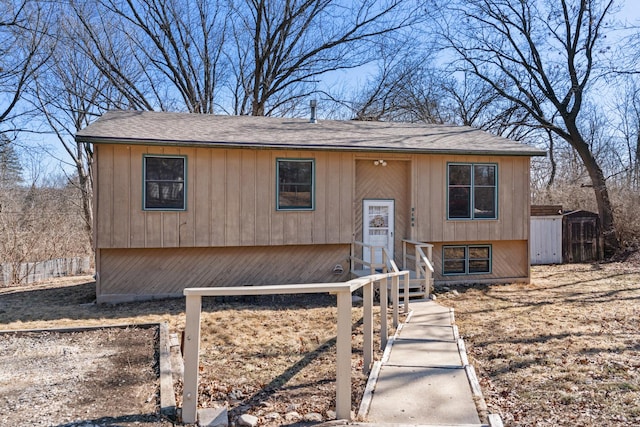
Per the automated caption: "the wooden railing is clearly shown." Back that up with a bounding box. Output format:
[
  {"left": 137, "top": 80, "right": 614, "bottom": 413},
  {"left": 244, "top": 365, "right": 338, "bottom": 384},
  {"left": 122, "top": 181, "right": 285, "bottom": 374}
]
[
  {"left": 181, "top": 269, "right": 410, "bottom": 424},
  {"left": 380, "top": 246, "right": 409, "bottom": 318},
  {"left": 402, "top": 239, "right": 435, "bottom": 295},
  {"left": 350, "top": 242, "right": 410, "bottom": 314},
  {"left": 350, "top": 240, "right": 385, "bottom": 274}
]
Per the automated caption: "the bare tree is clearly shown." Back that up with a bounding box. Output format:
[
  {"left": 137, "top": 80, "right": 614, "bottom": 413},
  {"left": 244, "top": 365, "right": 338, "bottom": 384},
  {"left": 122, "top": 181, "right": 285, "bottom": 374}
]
[
  {"left": 28, "top": 44, "right": 120, "bottom": 248},
  {"left": 228, "top": 0, "right": 421, "bottom": 116},
  {"left": 610, "top": 79, "right": 640, "bottom": 189},
  {"left": 346, "top": 46, "right": 447, "bottom": 122},
  {"left": 68, "top": 0, "right": 229, "bottom": 113},
  {"left": 357, "top": 66, "right": 452, "bottom": 123},
  {"left": 0, "top": 182, "right": 90, "bottom": 285},
  {"left": 0, "top": 0, "right": 52, "bottom": 137},
  {"left": 438, "top": 0, "right": 620, "bottom": 256}
]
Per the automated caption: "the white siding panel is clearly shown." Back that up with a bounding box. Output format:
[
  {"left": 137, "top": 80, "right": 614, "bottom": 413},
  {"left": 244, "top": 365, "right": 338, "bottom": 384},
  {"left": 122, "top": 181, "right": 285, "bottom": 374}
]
[{"left": 530, "top": 217, "right": 562, "bottom": 264}]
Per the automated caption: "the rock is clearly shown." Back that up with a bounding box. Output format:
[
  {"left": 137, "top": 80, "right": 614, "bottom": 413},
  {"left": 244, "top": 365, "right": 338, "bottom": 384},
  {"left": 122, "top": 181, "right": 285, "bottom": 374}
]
[
  {"left": 303, "top": 412, "right": 324, "bottom": 422},
  {"left": 284, "top": 411, "right": 301, "bottom": 421},
  {"left": 285, "top": 403, "right": 300, "bottom": 412},
  {"left": 325, "top": 410, "right": 337, "bottom": 420},
  {"left": 229, "top": 389, "right": 244, "bottom": 400},
  {"left": 451, "top": 290, "right": 460, "bottom": 297},
  {"left": 237, "top": 413, "right": 258, "bottom": 427},
  {"left": 264, "top": 412, "right": 281, "bottom": 420}
]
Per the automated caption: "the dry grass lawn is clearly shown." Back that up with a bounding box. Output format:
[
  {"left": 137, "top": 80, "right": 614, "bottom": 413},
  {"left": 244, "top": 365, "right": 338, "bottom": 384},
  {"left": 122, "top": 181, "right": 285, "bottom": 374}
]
[
  {"left": 0, "top": 279, "right": 389, "bottom": 424},
  {"left": 438, "top": 256, "right": 640, "bottom": 426},
  {"left": 2, "top": 258, "right": 639, "bottom": 426}
]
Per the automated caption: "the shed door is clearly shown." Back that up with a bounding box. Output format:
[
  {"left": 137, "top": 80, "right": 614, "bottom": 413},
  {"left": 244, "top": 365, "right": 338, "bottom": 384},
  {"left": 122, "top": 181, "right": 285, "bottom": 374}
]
[
  {"left": 530, "top": 217, "right": 562, "bottom": 264},
  {"left": 363, "top": 200, "right": 394, "bottom": 266},
  {"left": 569, "top": 218, "right": 598, "bottom": 262}
]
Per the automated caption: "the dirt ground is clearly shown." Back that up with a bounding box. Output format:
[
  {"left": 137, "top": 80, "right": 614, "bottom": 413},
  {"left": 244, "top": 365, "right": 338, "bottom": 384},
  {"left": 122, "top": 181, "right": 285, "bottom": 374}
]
[
  {"left": 437, "top": 253, "right": 640, "bottom": 427},
  {"left": 0, "top": 327, "right": 171, "bottom": 427},
  {"left": 0, "top": 278, "right": 388, "bottom": 426}
]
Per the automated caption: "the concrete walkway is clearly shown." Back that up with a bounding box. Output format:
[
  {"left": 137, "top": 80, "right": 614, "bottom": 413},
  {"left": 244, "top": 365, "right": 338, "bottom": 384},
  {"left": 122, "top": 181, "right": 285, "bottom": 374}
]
[{"left": 359, "top": 299, "right": 500, "bottom": 427}]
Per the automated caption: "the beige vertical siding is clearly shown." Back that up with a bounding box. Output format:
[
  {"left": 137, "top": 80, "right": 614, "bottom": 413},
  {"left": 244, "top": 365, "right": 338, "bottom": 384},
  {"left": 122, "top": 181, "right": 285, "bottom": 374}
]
[
  {"left": 414, "top": 155, "right": 530, "bottom": 243},
  {"left": 354, "top": 156, "right": 411, "bottom": 264},
  {"left": 97, "top": 244, "right": 351, "bottom": 303},
  {"left": 94, "top": 143, "right": 534, "bottom": 296},
  {"left": 94, "top": 145, "right": 354, "bottom": 249}
]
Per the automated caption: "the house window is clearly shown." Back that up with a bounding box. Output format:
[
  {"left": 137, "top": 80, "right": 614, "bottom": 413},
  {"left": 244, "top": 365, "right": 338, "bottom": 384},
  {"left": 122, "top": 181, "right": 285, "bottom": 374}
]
[
  {"left": 277, "top": 159, "right": 314, "bottom": 210},
  {"left": 448, "top": 163, "right": 497, "bottom": 219},
  {"left": 443, "top": 245, "right": 491, "bottom": 275},
  {"left": 143, "top": 155, "right": 186, "bottom": 210}
]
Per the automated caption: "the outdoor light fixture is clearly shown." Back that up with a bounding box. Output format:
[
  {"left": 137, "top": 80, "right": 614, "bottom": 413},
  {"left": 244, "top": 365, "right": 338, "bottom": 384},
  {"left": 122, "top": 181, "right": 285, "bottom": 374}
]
[{"left": 373, "top": 159, "right": 387, "bottom": 166}]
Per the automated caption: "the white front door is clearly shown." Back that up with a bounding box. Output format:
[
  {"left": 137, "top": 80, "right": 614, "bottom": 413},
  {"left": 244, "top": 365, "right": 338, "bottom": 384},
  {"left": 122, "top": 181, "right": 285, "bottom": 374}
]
[{"left": 363, "top": 199, "right": 395, "bottom": 267}]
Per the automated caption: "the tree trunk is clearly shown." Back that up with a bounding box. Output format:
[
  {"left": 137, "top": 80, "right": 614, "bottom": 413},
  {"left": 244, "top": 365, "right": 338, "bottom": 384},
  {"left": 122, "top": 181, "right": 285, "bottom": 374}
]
[
  {"left": 571, "top": 135, "right": 619, "bottom": 257},
  {"left": 635, "top": 131, "right": 640, "bottom": 190},
  {"left": 546, "top": 129, "right": 556, "bottom": 189}
]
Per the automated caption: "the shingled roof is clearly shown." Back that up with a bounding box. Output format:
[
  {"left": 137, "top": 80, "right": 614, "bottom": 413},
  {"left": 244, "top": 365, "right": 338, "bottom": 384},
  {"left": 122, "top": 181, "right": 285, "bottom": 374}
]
[{"left": 76, "top": 110, "right": 546, "bottom": 156}]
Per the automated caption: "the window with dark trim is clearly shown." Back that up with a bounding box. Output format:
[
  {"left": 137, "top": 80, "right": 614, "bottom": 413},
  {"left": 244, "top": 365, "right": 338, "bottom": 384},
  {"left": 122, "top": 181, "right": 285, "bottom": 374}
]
[
  {"left": 143, "top": 155, "right": 186, "bottom": 210},
  {"left": 448, "top": 163, "right": 497, "bottom": 219},
  {"left": 277, "top": 159, "right": 314, "bottom": 210},
  {"left": 443, "top": 245, "right": 491, "bottom": 275}
]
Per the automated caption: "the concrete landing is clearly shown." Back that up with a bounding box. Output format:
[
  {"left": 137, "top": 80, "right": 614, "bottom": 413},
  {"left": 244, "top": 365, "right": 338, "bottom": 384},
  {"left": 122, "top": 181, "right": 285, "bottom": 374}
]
[{"left": 362, "top": 300, "right": 487, "bottom": 426}]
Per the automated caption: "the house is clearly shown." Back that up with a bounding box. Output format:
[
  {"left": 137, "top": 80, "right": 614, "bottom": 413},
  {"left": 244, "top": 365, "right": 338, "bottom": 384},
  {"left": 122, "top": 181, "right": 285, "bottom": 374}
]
[{"left": 76, "top": 110, "right": 545, "bottom": 303}]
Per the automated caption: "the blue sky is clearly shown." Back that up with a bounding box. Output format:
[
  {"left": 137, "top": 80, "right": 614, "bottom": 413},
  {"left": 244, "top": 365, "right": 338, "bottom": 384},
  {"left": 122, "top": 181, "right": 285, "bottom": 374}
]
[{"left": 17, "top": 0, "right": 640, "bottom": 185}]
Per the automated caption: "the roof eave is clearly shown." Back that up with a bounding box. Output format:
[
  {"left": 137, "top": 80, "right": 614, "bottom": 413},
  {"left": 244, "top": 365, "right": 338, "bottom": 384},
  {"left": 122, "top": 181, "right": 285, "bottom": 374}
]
[{"left": 76, "top": 135, "right": 547, "bottom": 157}]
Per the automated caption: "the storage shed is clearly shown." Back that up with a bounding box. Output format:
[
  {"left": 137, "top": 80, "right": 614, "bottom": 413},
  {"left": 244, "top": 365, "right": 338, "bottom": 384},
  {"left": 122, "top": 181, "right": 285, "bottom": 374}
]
[
  {"left": 530, "top": 205, "right": 602, "bottom": 265},
  {"left": 530, "top": 205, "right": 563, "bottom": 265},
  {"left": 563, "top": 210, "right": 601, "bottom": 263}
]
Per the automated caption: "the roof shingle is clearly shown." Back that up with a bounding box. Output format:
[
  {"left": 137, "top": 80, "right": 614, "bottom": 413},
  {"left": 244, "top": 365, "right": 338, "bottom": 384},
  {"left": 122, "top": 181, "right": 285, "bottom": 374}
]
[{"left": 76, "top": 110, "right": 546, "bottom": 156}]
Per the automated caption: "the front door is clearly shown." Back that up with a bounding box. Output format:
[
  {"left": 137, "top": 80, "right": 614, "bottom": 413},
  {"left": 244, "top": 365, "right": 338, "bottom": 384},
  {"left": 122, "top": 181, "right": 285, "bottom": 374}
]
[{"left": 363, "top": 199, "right": 395, "bottom": 266}]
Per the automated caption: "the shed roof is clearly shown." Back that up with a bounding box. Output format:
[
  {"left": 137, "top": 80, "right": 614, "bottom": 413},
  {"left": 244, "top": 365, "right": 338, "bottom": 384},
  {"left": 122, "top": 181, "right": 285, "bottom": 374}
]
[
  {"left": 531, "top": 205, "right": 563, "bottom": 216},
  {"left": 76, "top": 110, "right": 546, "bottom": 157}
]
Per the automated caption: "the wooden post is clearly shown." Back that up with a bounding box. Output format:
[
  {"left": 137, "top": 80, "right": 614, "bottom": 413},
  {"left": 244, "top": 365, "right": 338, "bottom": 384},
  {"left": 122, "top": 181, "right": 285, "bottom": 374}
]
[
  {"left": 182, "top": 294, "right": 202, "bottom": 424},
  {"left": 427, "top": 245, "right": 433, "bottom": 294},
  {"left": 403, "top": 272, "right": 409, "bottom": 313},
  {"left": 350, "top": 242, "right": 354, "bottom": 274},
  {"left": 414, "top": 246, "right": 420, "bottom": 280},
  {"left": 391, "top": 274, "right": 399, "bottom": 328},
  {"left": 363, "top": 279, "right": 373, "bottom": 373},
  {"left": 336, "top": 290, "right": 352, "bottom": 421},
  {"left": 402, "top": 240, "right": 407, "bottom": 270},
  {"left": 368, "top": 246, "right": 375, "bottom": 275},
  {"left": 380, "top": 278, "right": 388, "bottom": 350}
]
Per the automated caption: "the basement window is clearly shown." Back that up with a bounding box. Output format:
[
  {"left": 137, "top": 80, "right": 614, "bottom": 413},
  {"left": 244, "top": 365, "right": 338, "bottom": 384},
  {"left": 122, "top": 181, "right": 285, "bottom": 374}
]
[
  {"left": 443, "top": 245, "right": 491, "bottom": 275},
  {"left": 143, "top": 155, "right": 186, "bottom": 210},
  {"left": 277, "top": 159, "right": 314, "bottom": 210}
]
